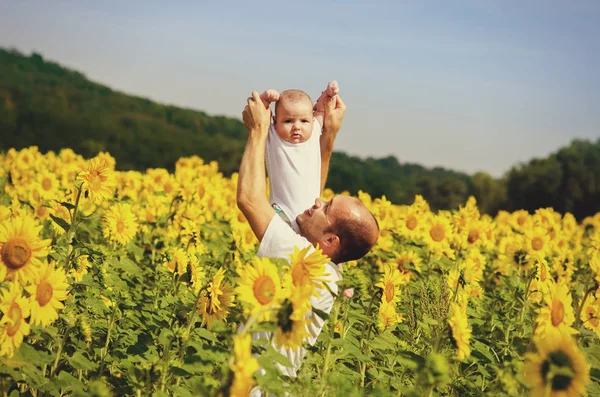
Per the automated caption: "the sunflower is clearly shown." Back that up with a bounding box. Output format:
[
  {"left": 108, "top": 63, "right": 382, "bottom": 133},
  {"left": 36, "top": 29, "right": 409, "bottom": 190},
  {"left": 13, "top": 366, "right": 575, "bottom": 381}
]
[
  {"left": 163, "top": 248, "right": 189, "bottom": 276},
  {"left": 397, "top": 206, "right": 424, "bottom": 240},
  {"left": 26, "top": 262, "right": 69, "bottom": 327},
  {"left": 229, "top": 333, "right": 259, "bottom": 397},
  {"left": 49, "top": 201, "right": 71, "bottom": 236},
  {"left": 70, "top": 255, "right": 90, "bottom": 282},
  {"left": 377, "top": 301, "right": 403, "bottom": 331},
  {"left": 274, "top": 283, "right": 313, "bottom": 350},
  {"left": 33, "top": 204, "right": 49, "bottom": 222},
  {"left": 274, "top": 303, "right": 310, "bottom": 350},
  {"left": 453, "top": 196, "right": 480, "bottom": 233},
  {"left": 197, "top": 268, "right": 235, "bottom": 329},
  {"left": 535, "top": 280, "right": 577, "bottom": 338},
  {"left": 235, "top": 257, "right": 286, "bottom": 322},
  {"left": 524, "top": 331, "right": 589, "bottom": 397},
  {"left": 102, "top": 203, "right": 138, "bottom": 245},
  {"left": 75, "top": 158, "right": 116, "bottom": 204},
  {"left": 580, "top": 294, "right": 600, "bottom": 338},
  {"left": 448, "top": 302, "right": 471, "bottom": 360},
  {"left": 188, "top": 254, "right": 206, "bottom": 293},
  {"left": 0, "top": 215, "right": 51, "bottom": 284},
  {"left": 287, "top": 245, "right": 330, "bottom": 290},
  {"left": 375, "top": 263, "right": 404, "bottom": 305},
  {"left": 35, "top": 170, "right": 60, "bottom": 201},
  {"left": 393, "top": 249, "right": 423, "bottom": 274},
  {"left": 0, "top": 284, "right": 31, "bottom": 358},
  {"left": 510, "top": 210, "right": 532, "bottom": 232},
  {"left": 590, "top": 253, "right": 600, "bottom": 286},
  {"left": 423, "top": 213, "right": 455, "bottom": 260},
  {"left": 524, "top": 224, "right": 551, "bottom": 261}
]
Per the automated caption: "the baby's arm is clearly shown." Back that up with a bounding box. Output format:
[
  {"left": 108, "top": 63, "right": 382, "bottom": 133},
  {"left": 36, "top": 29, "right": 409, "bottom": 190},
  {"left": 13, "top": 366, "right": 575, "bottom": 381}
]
[
  {"left": 313, "top": 81, "right": 339, "bottom": 128},
  {"left": 260, "top": 89, "right": 280, "bottom": 109}
]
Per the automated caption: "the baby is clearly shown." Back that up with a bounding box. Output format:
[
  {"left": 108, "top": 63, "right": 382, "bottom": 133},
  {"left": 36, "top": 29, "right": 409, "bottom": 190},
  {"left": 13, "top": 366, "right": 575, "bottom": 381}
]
[{"left": 260, "top": 81, "right": 339, "bottom": 231}]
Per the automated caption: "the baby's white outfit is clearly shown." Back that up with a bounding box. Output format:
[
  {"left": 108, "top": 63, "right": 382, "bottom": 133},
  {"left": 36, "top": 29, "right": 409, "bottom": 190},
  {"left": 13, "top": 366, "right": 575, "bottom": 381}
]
[{"left": 265, "top": 119, "right": 321, "bottom": 231}]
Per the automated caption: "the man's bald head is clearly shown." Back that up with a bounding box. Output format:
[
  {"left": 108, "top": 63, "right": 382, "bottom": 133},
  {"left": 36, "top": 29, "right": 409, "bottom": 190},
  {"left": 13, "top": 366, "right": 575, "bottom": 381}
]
[{"left": 296, "top": 196, "right": 379, "bottom": 264}]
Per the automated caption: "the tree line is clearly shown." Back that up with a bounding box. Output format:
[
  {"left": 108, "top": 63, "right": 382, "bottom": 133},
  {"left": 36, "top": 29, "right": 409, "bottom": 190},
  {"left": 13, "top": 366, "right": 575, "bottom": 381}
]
[{"left": 1, "top": 48, "right": 599, "bottom": 219}]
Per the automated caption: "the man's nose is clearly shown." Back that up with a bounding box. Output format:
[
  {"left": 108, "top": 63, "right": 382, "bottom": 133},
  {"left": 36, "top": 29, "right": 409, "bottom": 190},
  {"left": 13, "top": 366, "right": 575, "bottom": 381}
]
[{"left": 314, "top": 198, "right": 324, "bottom": 208}]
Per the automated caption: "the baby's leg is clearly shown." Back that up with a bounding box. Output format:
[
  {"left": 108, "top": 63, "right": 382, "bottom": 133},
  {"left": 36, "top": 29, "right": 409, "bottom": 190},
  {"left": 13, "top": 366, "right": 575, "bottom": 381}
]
[{"left": 260, "top": 89, "right": 280, "bottom": 108}]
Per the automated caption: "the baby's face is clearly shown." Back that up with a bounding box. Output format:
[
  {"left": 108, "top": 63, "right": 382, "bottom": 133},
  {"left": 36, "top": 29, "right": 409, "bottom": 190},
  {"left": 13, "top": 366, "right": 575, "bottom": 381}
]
[{"left": 274, "top": 99, "right": 314, "bottom": 144}]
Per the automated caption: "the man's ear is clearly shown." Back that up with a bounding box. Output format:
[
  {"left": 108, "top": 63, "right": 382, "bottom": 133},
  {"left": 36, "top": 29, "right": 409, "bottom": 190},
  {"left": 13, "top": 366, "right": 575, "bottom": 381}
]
[{"left": 324, "top": 233, "right": 340, "bottom": 250}]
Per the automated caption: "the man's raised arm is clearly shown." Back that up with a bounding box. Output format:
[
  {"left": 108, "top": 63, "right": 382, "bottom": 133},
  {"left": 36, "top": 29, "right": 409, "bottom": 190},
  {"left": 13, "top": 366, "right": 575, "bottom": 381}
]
[
  {"left": 236, "top": 91, "right": 276, "bottom": 242},
  {"left": 320, "top": 94, "right": 346, "bottom": 193}
]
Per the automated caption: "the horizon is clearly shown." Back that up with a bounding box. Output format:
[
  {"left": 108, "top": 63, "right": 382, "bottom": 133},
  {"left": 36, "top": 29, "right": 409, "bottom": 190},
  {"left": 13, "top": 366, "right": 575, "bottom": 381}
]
[{"left": 1, "top": 1, "right": 598, "bottom": 177}]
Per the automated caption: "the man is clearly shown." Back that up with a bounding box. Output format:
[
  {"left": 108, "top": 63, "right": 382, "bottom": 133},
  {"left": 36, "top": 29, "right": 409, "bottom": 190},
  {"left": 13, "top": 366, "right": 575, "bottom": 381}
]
[{"left": 237, "top": 91, "right": 379, "bottom": 378}]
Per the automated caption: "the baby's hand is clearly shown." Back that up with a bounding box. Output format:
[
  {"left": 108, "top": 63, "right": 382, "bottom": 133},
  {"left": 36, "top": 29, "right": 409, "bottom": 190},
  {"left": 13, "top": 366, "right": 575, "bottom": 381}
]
[{"left": 260, "top": 89, "right": 280, "bottom": 108}]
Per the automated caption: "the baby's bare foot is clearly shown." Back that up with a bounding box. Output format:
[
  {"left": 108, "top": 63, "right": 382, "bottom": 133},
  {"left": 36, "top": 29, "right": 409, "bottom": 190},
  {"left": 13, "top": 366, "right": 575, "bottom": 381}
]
[
  {"left": 260, "top": 89, "right": 280, "bottom": 106},
  {"left": 314, "top": 81, "right": 339, "bottom": 112},
  {"left": 325, "top": 81, "right": 339, "bottom": 97}
]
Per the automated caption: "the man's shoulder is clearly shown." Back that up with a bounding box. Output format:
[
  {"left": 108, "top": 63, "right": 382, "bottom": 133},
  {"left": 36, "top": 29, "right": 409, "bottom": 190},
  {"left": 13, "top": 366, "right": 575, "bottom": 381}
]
[{"left": 257, "top": 213, "right": 310, "bottom": 260}]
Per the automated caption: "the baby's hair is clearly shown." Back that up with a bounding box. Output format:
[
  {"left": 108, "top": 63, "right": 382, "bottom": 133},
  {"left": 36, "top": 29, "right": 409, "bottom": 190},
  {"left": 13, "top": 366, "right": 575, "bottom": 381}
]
[{"left": 274, "top": 89, "right": 313, "bottom": 115}]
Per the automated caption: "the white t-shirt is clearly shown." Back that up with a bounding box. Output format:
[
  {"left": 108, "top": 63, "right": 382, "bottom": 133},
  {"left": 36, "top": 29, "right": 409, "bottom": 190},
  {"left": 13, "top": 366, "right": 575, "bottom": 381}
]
[
  {"left": 254, "top": 214, "right": 341, "bottom": 378},
  {"left": 265, "top": 120, "right": 322, "bottom": 231}
]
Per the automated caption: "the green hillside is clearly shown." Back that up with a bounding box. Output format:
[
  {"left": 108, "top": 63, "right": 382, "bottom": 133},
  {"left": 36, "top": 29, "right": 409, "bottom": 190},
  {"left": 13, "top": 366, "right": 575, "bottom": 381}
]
[{"left": 2, "top": 48, "right": 600, "bottom": 219}]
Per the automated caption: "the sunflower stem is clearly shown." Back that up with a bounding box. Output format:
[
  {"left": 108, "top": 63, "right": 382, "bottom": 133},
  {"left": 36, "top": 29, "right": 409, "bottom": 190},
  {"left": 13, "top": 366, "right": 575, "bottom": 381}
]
[
  {"left": 50, "top": 326, "right": 73, "bottom": 377},
  {"left": 321, "top": 292, "right": 342, "bottom": 385},
  {"left": 518, "top": 269, "right": 536, "bottom": 325},
  {"left": 575, "top": 283, "right": 595, "bottom": 329},
  {"left": 98, "top": 301, "right": 118, "bottom": 378},
  {"left": 357, "top": 289, "right": 380, "bottom": 377},
  {"left": 64, "top": 187, "right": 82, "bottom": 271}
]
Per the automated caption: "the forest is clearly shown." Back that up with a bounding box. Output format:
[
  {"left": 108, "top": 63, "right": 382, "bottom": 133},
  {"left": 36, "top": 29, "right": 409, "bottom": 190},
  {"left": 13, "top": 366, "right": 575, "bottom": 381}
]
[{"left": 2, "top": 48, "right": 599, "bottom": 219}]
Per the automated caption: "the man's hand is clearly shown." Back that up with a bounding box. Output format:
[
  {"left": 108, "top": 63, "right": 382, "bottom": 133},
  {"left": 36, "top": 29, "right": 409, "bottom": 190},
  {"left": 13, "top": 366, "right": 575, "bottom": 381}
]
[
  {"left": 242, "top": 91, "right": 271, "bottom": 134},
  {"left": 322, "top": 94, "right": 346, "bottom": 135},
  {"left": 319, "top": 93, "right": 346, "bottom": 192}
]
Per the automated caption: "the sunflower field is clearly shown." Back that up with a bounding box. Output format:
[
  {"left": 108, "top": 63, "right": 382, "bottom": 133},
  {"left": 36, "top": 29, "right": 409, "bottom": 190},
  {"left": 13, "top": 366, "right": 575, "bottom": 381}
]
[{"left": 0, "top": 146, "right": 599, "bottom": 397}]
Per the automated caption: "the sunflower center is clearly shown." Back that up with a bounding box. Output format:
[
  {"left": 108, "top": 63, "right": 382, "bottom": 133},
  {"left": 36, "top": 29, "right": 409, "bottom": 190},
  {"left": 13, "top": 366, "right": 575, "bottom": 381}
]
[
  {"left": 396, "top": 258, "right": 406, "bottom": 272},
  {"left": 116, "top": 220, "right": 125, "bottom": 233},
  {"left": 406, "top": 215, "right": 417, "bottom": 231},
  {"left": 517, "top": 215, "right": 527, "bottom": 226},
  {"left": 291, "top": 265, "right": 309, "bottom": 287},
  {"left": 1, "top": 238, "right": 32, "bottom": 270},
  {"left": 41, "top": 177, "right": 53, "bottom": 191},
  {"left": 531, "top": 237, "right": 544, "bottom": 251},
  {"left": 90, "top": 172, "right": 103, "bottom": 191},
  {"left": 551, "top": 300, "right": 565, "bottom": 326},
  {"left": 35, "top": 205, "right": 49, "bottom": 219},
  {"left": 6, "top": 303, "right": 22, "bottom": 337},
  {"left": 514, "top": 250, "right": 527, "bottom": 266},
  {"left": 587, "top": 307, "right": 599, "bottom": 327},
  {"left": 540, "top": 351, "right": 573, "bottom": 391},
  {"left": 467, "top": 229, "right": 480, "bottom": 244},
  {"left": 36, "top": 281, "right": 54, "bottom": 307},
  {"left": 384, "top": 282, "right": 395, "bottom": 303},
  {"left": 253, "top": 276, "right": 275, "bottom": 305},
  {"left": 430, "top": 225, "right": 445, "bottom": 242},
  {"left": 277, "top": 300, "right": 294, "bottom": 333}
]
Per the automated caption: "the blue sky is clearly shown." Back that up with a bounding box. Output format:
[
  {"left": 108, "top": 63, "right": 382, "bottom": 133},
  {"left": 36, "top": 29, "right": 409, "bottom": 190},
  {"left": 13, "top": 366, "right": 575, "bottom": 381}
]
[{"left": 1, "top": 0, "right": 598, "bottom": 176}]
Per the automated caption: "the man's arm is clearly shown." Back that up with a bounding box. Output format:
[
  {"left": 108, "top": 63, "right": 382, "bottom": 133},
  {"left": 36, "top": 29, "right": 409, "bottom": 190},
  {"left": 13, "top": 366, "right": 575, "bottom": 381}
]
[
  {"left": 320, "top": 94, "right": 346, "bottom": 193},
  {"left": 237, "top": 91, "right": 276, "bottom": 242}
]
